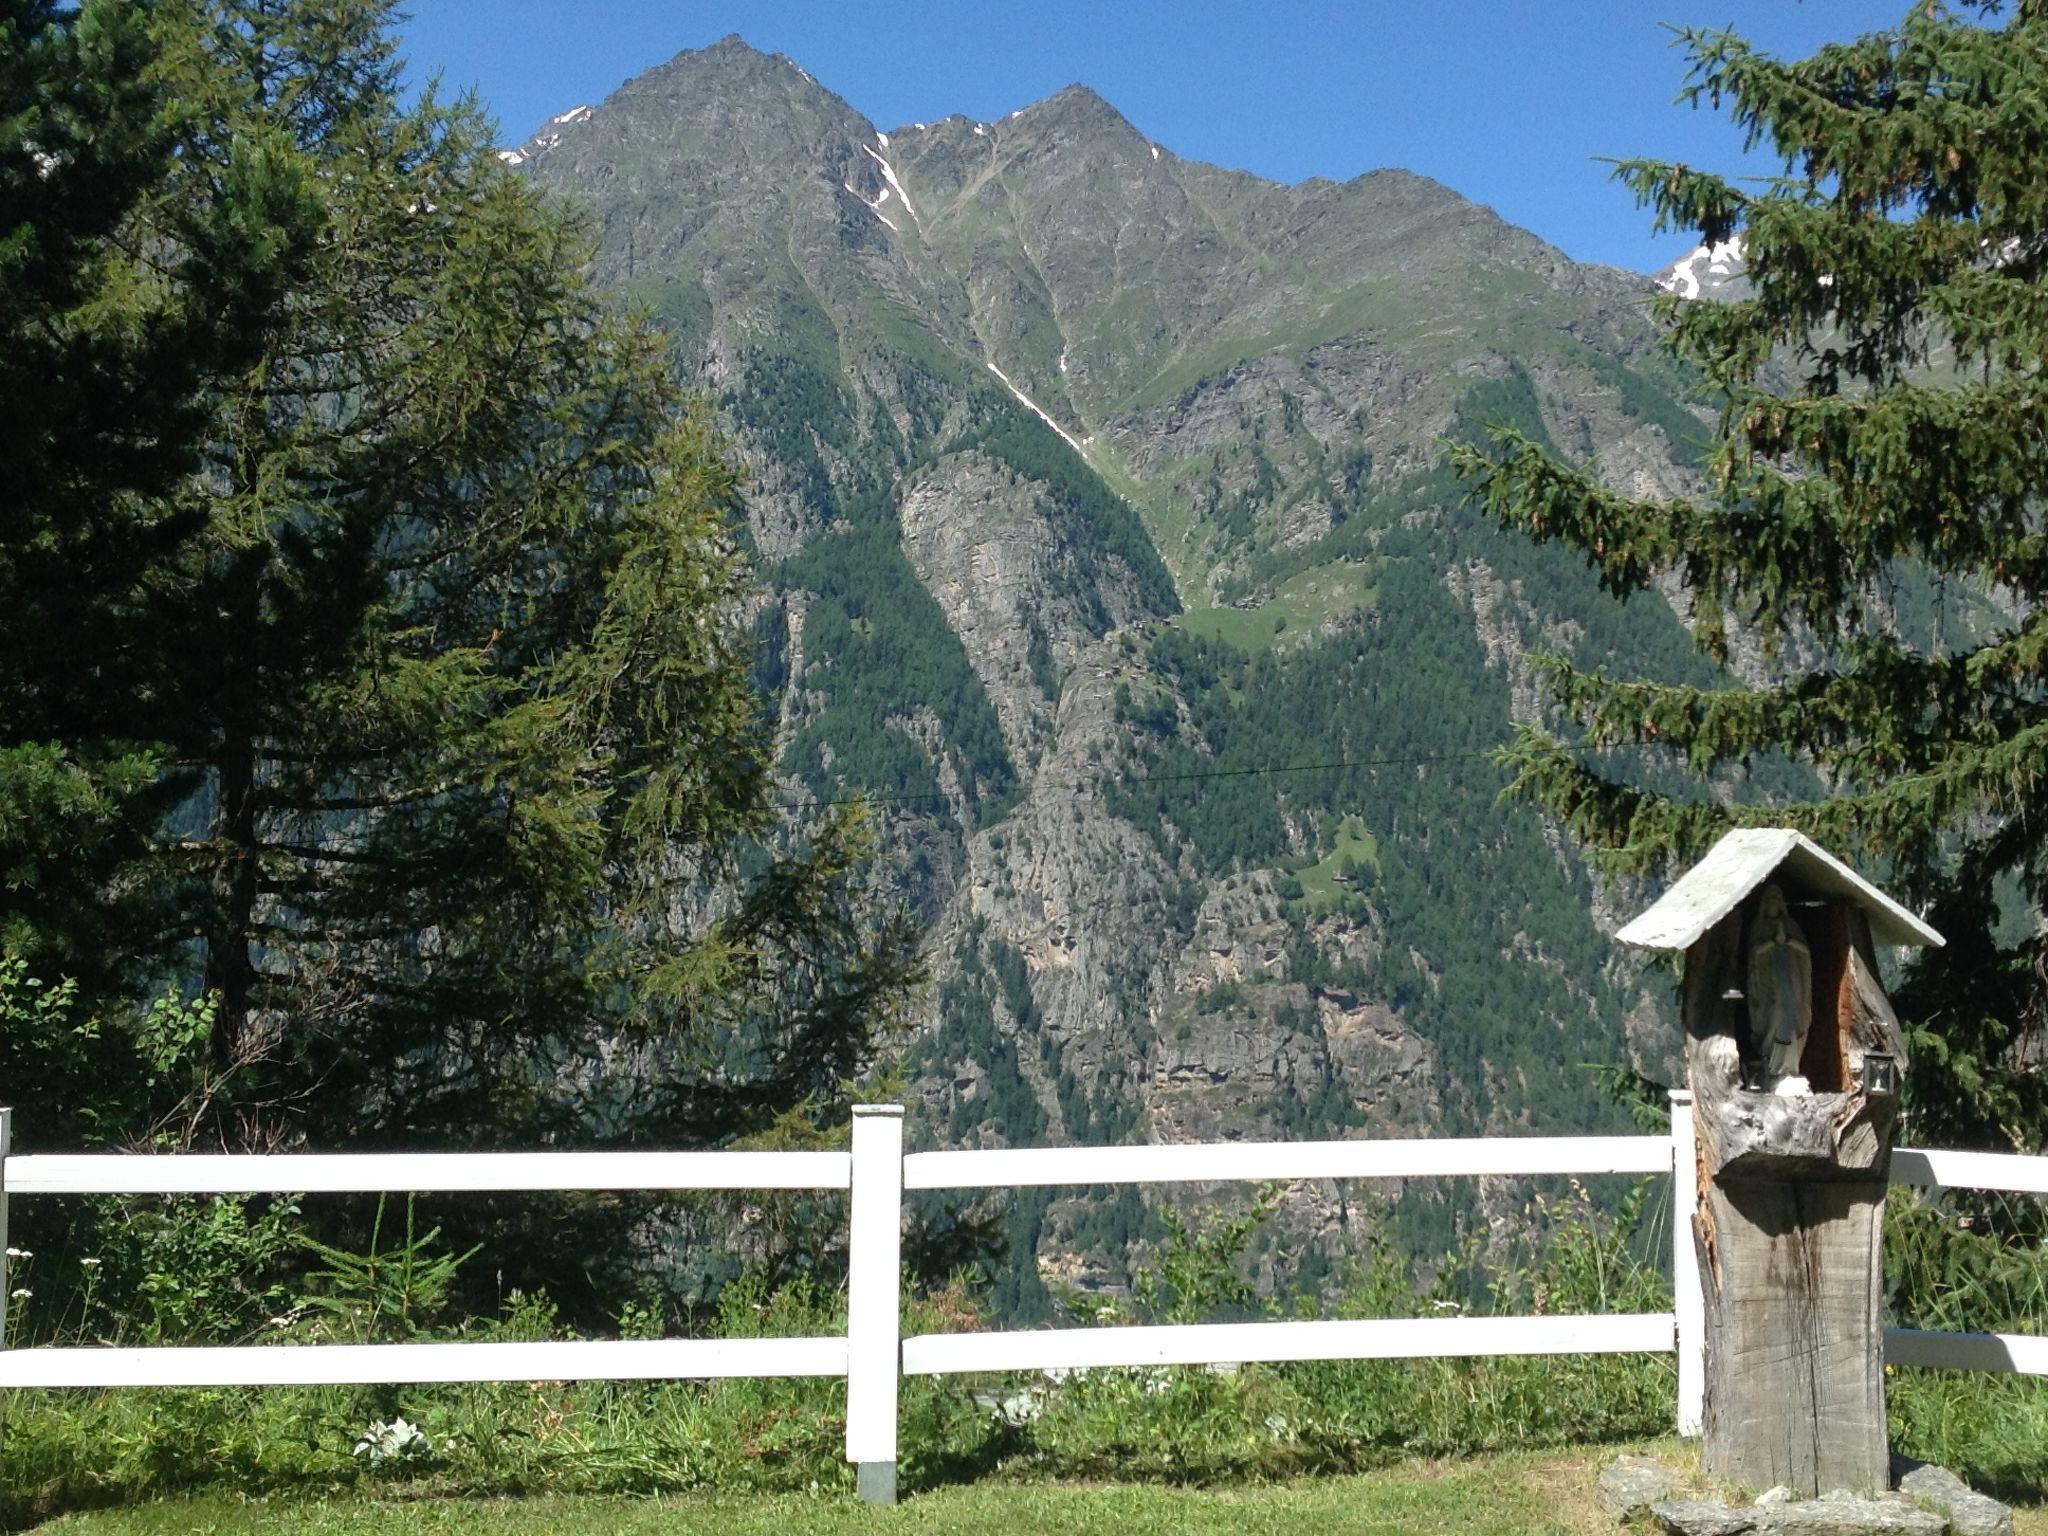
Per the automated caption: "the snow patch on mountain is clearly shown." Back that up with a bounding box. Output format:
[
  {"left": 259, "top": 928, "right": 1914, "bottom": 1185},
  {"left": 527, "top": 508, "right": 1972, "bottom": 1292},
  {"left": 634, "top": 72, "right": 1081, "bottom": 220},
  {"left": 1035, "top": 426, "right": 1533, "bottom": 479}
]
[
  {"left": 862, "top": 143, "right": 920, "bottom": 225},
  {"left": 1655, "top": 236, "right": 1745, "bottom": 300},
  {"left": 502, "top": 104, "right": 593, "bottom": 167},
  {"left": 843, "top": 181, "right": 900, "bottom": 232},
  {"left": 986, "top": 362, "right": 1088, "bottom": 456}
]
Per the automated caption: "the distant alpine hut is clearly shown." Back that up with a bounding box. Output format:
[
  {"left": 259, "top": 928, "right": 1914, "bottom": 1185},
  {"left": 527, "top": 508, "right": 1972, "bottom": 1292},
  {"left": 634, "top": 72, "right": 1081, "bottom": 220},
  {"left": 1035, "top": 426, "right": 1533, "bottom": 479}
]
[{"left": 1618, "top": 829, "right": 1942, "bottom": 1495}]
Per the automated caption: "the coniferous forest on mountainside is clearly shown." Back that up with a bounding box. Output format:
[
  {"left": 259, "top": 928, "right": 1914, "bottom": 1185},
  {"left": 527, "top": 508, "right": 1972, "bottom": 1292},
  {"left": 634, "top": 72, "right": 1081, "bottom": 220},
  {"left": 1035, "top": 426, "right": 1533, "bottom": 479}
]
[{"left": 482, "top": 40, "right": 1764, "bottom": 1309}]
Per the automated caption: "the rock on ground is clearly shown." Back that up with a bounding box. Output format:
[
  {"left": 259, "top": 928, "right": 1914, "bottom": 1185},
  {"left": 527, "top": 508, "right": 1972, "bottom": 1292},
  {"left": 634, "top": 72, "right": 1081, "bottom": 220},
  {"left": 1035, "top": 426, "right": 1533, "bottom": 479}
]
[
  {"left": 1755, "top": 1490, "right": 1946, "bottom": 1534},
  {"left": 1597, "top": 1454, "right": 1679, "bottom": 1518},
  {"left": 1651, "top": 1502, "right": 1758, "bottom": 1536},
  {"left": 1649, "top": 1489, "right": 1954, "bottom": 1536},
  {"left": 1898, "top": 1461, "right": 2017, "bottom": 1536}
]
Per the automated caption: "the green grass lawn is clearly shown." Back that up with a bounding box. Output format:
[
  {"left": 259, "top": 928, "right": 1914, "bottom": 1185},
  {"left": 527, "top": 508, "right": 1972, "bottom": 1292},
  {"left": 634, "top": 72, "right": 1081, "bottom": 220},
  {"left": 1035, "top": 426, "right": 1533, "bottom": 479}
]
[
  {"left": 24, "top": 1448, "right": 1654, "bottom": 1536},
  {"left": 27, "top": 1442, "right": 2048, "bottom": 1536}
]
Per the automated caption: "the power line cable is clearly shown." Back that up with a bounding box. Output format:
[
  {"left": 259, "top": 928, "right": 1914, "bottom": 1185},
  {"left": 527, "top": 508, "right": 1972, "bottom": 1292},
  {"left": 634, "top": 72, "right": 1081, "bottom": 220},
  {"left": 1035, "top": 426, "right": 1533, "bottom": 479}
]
[{"left": 774, "top": 747, "right": 1503, "bottom": 813}]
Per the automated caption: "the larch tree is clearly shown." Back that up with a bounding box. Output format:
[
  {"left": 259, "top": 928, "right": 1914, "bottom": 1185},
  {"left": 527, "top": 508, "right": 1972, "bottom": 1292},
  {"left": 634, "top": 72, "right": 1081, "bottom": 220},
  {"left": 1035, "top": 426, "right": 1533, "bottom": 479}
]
[
  {"left": 1454, "top": 1, "right": 2048, "bottom": 1150},
  {"left": 7, "top": 0, "right": 920, "bottom": 1159}
]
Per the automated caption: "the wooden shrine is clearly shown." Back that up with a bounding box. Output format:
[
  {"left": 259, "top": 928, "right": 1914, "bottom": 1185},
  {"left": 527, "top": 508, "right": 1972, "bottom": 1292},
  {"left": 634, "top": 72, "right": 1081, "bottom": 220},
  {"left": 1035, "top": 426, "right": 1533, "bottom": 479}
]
[{"left": 1617, "top": 829, "right": 1943, "bottom": 1495}]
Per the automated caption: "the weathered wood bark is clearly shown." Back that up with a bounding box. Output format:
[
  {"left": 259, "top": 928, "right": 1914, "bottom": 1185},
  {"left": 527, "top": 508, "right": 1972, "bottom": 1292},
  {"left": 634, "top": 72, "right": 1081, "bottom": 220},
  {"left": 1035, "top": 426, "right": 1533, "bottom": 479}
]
[
  {"left": 1697, "top": 1177, "right": 1889, "bottom": 1494},
  {"left": 1682, "top": 904, "right": 1895, "bottom": 1495}
]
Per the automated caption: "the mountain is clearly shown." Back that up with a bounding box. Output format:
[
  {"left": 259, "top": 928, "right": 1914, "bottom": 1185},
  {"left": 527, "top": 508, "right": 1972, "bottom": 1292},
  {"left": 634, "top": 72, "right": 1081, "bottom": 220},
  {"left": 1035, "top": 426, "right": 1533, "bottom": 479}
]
[{"left": 515, "top": 38, "right": 1714, "bottom": 1315}]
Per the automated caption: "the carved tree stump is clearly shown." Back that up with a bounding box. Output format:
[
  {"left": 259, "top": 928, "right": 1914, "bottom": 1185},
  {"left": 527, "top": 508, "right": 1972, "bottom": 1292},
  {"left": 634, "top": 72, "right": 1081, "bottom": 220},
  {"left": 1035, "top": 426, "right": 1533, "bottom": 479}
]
[
  {"left": 1697, "top": 1176, "right": 1889, "bottom": 1492},
  {"left": 1683, "top": 904, "right": 1905, "bottom": 1495}
]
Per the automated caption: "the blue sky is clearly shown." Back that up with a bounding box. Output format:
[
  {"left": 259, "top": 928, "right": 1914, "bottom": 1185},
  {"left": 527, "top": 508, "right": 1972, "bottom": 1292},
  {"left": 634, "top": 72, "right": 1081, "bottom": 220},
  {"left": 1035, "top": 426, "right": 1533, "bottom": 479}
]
[{"left": 396, "top": 0, "right": 1906, "bottom": 274}]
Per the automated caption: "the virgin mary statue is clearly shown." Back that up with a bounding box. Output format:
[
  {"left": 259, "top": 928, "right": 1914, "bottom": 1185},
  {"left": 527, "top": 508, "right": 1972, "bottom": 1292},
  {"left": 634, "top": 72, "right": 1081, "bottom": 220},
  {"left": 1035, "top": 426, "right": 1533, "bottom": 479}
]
[{"left": 1747, "top": 883, "right": 1813, "bottom": 1089}]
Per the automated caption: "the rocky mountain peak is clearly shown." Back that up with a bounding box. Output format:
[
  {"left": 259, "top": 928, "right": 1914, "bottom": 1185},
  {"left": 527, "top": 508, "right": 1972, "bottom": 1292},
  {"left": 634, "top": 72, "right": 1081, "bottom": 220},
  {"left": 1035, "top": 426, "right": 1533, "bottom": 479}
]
[
  {"left": 1025, "top": 83, "right": 1135, "bottom": 130},
  {"left": 506, "top": 33, "right": 873, "bottom": 175},
  {"left": 993, "top": 81, "right": 1153, "bottom": 165}
]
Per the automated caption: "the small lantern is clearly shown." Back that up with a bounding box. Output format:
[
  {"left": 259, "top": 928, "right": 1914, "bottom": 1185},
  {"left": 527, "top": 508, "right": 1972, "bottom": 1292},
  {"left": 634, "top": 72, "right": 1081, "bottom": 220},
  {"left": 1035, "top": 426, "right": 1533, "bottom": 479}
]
[{"left": 1862, "top": 1052, "right": 1899, "bottom": 1098}]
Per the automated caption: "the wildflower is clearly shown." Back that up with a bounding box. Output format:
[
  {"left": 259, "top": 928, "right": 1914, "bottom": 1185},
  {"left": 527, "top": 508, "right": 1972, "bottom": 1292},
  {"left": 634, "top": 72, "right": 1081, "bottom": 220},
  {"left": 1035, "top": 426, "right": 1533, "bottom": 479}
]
[
  {"left": 353, "top": 1417, "right": 431, "bottom": 1467},
  {"left": 9, "top": 1287, "right": 30, "bottom": 1300},
  {"left": 5, "top": 1247, "right": 29, "bottom": 1259},
  {"left": 80, "top": 1257, "right": 102, "bottom": 1268}
]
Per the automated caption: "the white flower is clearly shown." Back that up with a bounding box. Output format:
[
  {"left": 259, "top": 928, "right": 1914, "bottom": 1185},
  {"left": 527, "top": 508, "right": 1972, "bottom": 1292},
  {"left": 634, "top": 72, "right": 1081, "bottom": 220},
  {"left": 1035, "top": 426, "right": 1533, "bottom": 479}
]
[
  {"left": 353, "top": 1417, "right": 431, "bottom": 1467},
  {"left": 80, "top": 1257, "right": 102, "bottom": 1268},
  {"left": 9, "top": 1287, "right": 30, "bottom": 1299},
  {"left": 5, "top": 1247, "right": 29, "bottom": 1259}
]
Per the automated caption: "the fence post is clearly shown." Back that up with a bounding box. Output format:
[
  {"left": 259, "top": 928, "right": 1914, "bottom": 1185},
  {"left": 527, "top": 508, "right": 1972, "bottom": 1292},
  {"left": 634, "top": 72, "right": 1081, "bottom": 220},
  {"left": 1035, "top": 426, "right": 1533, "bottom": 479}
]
[
  {"left": 0, "top": 1105, "right": 11, "bottom": 1353},
  {"left": 1669, "top": 1088, "right": 1704, "bottom": 1437},
  {"left": 846, "top": 1104, "right": 904, "bottom": 1505}
]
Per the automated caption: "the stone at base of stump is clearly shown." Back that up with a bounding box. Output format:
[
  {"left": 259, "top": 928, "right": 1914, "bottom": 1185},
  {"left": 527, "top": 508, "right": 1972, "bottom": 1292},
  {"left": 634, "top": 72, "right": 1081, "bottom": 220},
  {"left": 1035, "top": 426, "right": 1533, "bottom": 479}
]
[
  {"left": 1761, "top": 1492, "right": 1945, "bottom": 1534},
  {"left": 1597, "top": 1454, "right": 1679, "bottom": 1518},
  {"left": 1895, "top": 1461, "right": 2016, "bottom": 1536},
  {"left": 1650, "top": 1501, "right": 1763, "bottom": 1536},
  {"left": 1646, "top": 1483, "right": 2006, "bottom": 1536}
]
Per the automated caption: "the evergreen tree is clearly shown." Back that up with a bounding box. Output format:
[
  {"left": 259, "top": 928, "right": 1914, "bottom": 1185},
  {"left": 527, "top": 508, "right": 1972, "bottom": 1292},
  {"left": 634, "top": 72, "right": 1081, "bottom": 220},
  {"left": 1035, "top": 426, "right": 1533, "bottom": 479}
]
[
  {"left": 6, "top": 0, "right": 920, "bottom": 1155},
  {"left": 1454, "top": 2, "right": 2048, "bottom": 1149},
  {"left": 0, "top": 0, "right": 317, "bottom": 990}
]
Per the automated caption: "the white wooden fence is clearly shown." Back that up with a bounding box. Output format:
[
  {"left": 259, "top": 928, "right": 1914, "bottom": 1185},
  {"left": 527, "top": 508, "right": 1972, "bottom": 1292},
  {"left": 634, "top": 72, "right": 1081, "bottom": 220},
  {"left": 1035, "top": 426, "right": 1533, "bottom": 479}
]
[{"left": 2, "top": 1097, "right": 2045, "bottom": 1504}]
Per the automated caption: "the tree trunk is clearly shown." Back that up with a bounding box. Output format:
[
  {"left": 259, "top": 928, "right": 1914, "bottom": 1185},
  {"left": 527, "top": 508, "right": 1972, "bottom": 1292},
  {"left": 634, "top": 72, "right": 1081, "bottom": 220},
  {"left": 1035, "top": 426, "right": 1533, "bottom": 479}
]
[
  {"left": 1696, "top": 1176, "right": 1889, "bottom": 1494},
  {"left": 204, "top": 731, "right": 259, "bottom": 1065}
]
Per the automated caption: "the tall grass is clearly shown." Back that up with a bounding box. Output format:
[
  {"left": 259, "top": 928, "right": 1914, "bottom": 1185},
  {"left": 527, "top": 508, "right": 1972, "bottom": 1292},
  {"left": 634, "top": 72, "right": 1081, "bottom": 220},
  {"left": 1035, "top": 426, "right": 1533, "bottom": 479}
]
[
  {"left": 0, "top": 1183, "right": 1676, "bottom": 1524},
  {"left": 5, "top": 1180, "right": 2046, "bottom": 1525},
  {"left": 1886, "top": 1188, "right": 2048, "bottom": 1498}
]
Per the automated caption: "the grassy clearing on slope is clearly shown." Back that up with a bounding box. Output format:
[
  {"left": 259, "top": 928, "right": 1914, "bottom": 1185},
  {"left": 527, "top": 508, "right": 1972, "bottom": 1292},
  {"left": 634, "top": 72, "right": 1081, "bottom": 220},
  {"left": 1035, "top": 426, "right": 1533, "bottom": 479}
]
[
  {"left": 1174, "top": 566, "right": 1377, "bottom": 656},
  {"left": 1292, "top": 816, "right": 1382, "bottom": 910},
  {"left": 26, "top": 1446, "right": 1695, "bottom": 1536}
]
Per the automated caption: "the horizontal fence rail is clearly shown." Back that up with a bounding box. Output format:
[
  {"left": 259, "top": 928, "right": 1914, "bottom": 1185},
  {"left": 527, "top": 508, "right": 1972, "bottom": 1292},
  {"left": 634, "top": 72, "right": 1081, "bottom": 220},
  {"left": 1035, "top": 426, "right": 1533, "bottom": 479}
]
[
  {"left": 3, "top": 1149, "right": 853, "bottom": 1195},
  {"left": 902, "top": 1134, "right": 1670, "bottom": 1190},
  {"left": 2, "top": 1099, "right": 2046, "bottom": 1505},
  {"left": 0, "top": 1336, "right": 845, "bottom": 1390},
  {"left": 902, "top": 1313, "right": 1677, "bottom": 1376},
  {"left": 1885, "top": 1328, "right": 2048, "bottom": 1376},
  {"left": 1891, "top": 1146, "right": 2048, "bottom": 1197}
]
